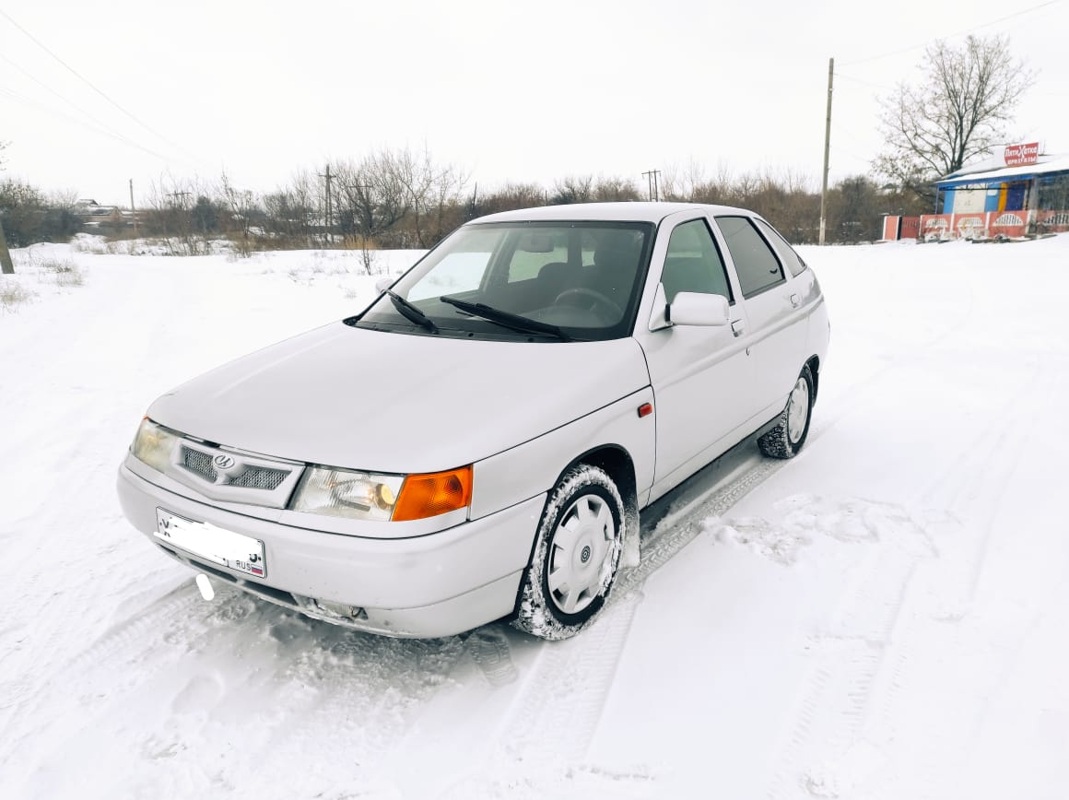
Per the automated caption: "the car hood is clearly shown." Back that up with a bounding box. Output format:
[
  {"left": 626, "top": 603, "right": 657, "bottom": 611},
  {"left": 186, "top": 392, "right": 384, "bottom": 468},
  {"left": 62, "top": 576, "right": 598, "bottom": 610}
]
[{"left": 147, "top": 322, "right": 651, "bottom": 473}]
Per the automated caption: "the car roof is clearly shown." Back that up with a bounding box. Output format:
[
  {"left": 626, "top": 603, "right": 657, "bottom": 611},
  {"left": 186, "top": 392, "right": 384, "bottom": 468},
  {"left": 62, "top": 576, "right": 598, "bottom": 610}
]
[{"left": 468, "top": 201, "right": 754, "bottom": 226}]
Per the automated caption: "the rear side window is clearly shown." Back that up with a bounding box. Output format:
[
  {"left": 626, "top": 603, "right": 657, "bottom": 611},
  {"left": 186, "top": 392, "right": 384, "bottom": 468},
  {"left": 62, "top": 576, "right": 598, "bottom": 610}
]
[
  {"left": 715, "top": 216, "right": 785, "bottom": 298},
  {"left": 661, "top": 219, "right": 733, "bottom": 303},
  {"left": 753, "top": 218, "right": 808, "bottom": 277}
]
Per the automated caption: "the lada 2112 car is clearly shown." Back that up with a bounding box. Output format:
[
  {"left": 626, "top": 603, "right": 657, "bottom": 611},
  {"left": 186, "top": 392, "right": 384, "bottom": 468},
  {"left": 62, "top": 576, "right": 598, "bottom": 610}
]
[{"left": 117, "top": 202, "right": 830, "bottom": 640}]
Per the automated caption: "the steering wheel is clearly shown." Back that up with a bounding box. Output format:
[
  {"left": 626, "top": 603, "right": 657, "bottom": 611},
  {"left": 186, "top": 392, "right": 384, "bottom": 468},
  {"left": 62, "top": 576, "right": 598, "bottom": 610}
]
[{"left": 554, "top": 287, "right": 623, "bottom": 319}]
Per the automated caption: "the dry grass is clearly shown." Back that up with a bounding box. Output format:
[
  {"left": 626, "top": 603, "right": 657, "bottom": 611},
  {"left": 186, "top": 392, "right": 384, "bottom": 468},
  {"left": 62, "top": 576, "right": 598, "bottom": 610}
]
[
  {"left": 40, "top": 258, "right": 85, "bottom": 287},
  {"left": 0, "top": 279, "right": 35, "bottom": 311}
]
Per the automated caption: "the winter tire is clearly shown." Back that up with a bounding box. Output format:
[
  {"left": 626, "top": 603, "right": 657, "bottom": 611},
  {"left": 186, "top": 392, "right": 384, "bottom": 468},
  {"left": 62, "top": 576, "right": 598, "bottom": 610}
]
[
  {"left": 513, "top": 464, "right": 624, "bottom": 641},
  {"left": 758, "top": 364, "right": 814, "bottom": 459}
]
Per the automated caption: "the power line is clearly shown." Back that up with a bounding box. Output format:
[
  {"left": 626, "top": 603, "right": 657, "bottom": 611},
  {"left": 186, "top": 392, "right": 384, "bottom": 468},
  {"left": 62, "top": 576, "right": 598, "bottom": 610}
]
[
  {"left": 0, "top": 8, "right": 199, "bottom": 163},
  {"left": 842, "top": 0, "right": 1061, "bottom": 66},
  {"left": 0, "top": 82, "right": 172, "bottom": 161},
  {"left": 0, "top": 52, "right": 171, "bottom": 160},
  {"left": 835, "top": 72, "right": 895, "bottom": 92}
]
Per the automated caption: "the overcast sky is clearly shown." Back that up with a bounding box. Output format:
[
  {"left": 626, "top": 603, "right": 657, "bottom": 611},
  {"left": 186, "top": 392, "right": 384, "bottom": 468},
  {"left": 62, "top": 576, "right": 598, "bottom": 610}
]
[{"left": 1, "top": 0, "right": 1066, "bottom": 206}]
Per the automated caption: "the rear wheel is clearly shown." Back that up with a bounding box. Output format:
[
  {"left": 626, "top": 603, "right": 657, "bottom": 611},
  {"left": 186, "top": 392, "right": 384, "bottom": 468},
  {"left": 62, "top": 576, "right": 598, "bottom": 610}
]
[
  {"left": 513, "top": 465, "right": 624, "bottom": 641},
  {"left": 758, "top": 364, "right": 814, "bottom": 459}
]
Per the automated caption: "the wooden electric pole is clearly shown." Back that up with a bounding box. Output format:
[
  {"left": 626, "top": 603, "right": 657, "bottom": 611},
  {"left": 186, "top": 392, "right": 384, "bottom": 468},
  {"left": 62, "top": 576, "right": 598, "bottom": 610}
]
[
  {"left": 320, "top": 164, "right": 333, "bottom": 246},
  {"left": 129, "top": 178, "right": 139, "bottom": 237},
  {"left": 642, "top": 169, "right": 661, "bottom": 201},
  {"left": 819, "top": 57, "right": 834, "bottom": 246},
  {"left": 0, "top": 217, "right": 14, "bottom": 274}
]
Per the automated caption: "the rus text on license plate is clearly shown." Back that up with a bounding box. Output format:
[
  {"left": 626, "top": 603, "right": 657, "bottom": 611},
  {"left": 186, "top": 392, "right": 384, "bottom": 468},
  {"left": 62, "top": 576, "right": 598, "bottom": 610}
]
[{"left": 154, "top": 509, "right": 266, "bottom": 578}]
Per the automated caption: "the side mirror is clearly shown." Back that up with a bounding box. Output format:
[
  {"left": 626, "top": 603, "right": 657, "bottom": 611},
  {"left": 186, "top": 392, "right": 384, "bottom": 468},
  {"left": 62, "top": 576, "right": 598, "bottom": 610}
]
[
  {"left": 668, "top": 292, "right": 730, "bottom": 327},
  {"left": 374, "top": 276, "right": 393, "bottom": 294}
]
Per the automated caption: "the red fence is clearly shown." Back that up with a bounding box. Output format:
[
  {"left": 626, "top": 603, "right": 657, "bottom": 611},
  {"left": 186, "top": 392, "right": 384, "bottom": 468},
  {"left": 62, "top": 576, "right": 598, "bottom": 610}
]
[{"left": 884, "top": 210, "right": 1069, "bottom": 241}]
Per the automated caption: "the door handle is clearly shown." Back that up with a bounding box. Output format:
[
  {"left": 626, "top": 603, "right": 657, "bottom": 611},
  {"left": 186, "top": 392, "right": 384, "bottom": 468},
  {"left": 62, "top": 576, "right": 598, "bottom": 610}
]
[{"left": 730, "top": 319, "right": 745, "bottom": 337}]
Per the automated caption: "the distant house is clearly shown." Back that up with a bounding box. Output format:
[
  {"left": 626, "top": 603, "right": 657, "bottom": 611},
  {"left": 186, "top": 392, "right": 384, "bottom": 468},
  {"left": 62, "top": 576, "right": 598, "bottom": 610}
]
[
  {"left": 75, "top": 199, "right": 120, "bottom": 217},
  {"left": 74, "top": 198, "right": 124, "bottom": 227}
]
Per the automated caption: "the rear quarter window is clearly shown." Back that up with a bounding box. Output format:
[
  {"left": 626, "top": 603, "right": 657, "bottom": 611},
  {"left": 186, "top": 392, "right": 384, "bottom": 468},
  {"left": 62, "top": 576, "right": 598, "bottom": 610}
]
[
  {"left": 714, "top": 216, "right": 785, "bottom": 298},
  {"left": 753, "top": 218, "right": 808, "bottom": 278}
]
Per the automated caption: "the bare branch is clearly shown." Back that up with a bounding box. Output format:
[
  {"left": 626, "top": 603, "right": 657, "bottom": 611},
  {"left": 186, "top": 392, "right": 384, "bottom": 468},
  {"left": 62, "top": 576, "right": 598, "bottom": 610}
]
[{"left": 873, "top": 34, "right": 1036, "bottom": 202}]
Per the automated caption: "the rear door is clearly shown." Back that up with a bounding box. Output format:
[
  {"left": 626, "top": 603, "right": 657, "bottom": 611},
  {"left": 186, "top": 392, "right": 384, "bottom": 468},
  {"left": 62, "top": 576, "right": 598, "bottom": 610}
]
[{"left": 711, "top": 214, "right": 808, "bottom": 419}]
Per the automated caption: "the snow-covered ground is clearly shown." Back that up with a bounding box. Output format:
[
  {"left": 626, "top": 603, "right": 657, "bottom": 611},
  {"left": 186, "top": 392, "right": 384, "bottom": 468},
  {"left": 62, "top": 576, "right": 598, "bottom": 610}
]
[{"left": 1, "top": 232, "right": 1067, "bottom": 800}]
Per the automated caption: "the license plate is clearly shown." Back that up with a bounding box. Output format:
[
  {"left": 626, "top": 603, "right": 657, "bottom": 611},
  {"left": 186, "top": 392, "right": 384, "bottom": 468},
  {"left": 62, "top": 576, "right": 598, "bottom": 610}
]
[{"left": 155, "top": 509, "right": 266, "bottom": 578}]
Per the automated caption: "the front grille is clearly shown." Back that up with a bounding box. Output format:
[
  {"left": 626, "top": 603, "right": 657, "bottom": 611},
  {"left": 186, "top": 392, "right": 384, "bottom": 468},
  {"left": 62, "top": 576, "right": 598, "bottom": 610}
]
[
  {"left": 180, "top": 446, "right": 217, "bottom": 482},
  {"left": 229, "top": 465, "right": 289, "bottom": 490},
  {"left": 166, "top": 439, "right": 300, "bottom": 507}
]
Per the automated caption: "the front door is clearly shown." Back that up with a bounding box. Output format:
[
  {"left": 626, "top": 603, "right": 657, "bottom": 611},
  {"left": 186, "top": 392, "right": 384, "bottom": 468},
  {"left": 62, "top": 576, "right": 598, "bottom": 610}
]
[{"left": 634, "top": 216, "right": 754, "bottom": 501}]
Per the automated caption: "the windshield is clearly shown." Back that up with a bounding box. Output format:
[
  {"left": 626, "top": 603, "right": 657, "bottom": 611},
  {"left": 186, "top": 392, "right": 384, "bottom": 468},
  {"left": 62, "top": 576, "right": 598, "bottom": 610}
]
[{"left": 350, "top": 220, "right": 654, "bottom": 342}]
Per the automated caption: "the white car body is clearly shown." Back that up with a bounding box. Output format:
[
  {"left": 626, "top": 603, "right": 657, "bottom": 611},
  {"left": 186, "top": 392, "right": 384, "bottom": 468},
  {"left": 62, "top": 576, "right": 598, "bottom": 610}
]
[{"left": 117, "top": 202, "right": 830, "bottom": 639}]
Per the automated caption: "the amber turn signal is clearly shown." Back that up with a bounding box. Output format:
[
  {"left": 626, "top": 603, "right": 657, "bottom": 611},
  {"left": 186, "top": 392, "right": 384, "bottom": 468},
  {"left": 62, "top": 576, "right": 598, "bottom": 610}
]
[{"left": 392, "top": 465, "right": 474, "bottom": 521}]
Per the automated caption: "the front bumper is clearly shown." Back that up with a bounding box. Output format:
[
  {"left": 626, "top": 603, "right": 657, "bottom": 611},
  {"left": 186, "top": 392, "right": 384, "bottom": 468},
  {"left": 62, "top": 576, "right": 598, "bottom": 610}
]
[{"left": 117, "top": 461, "right": 543, "bottom": 638}]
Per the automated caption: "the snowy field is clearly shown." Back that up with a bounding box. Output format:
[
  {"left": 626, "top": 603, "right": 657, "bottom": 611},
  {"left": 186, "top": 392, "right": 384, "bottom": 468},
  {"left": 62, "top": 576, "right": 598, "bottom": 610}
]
[{"left": 1, "top": 232, "right": 1067, "bottom": 800}]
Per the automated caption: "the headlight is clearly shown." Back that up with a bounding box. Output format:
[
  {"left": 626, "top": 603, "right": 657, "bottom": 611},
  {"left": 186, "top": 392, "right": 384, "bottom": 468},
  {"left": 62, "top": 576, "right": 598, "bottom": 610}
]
[
  {"left": 292, "top": 467, "right": 404, "bottom": 522},
  {"left": 291, "top": 464, "right": 472, "bottom": 522},
  {"left": 131, "top": 418, "right": 178, "bottom": 473}
]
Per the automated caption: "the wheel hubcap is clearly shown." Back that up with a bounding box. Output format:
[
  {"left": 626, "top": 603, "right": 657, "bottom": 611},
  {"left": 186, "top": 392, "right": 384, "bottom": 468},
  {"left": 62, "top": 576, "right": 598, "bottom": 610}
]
[
  {"left": 787, "top": 376, "right": 810, "bottom": 444},
  {"left": 546, "top": 494, "right": 615, "bottom": 615}
]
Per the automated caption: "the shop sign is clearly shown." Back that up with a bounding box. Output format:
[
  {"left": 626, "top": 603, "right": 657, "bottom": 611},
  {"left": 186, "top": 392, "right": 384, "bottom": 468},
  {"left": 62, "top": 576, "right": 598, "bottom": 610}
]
[{"left": 1004, "top": 142, "right": 1039, "bottom": 166}]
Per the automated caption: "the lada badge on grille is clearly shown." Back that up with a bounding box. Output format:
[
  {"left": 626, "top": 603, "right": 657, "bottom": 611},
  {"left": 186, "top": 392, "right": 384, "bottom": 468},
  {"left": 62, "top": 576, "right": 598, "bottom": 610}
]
[{"left": 213, "top": 453, "right": 237, "bottom": 471}]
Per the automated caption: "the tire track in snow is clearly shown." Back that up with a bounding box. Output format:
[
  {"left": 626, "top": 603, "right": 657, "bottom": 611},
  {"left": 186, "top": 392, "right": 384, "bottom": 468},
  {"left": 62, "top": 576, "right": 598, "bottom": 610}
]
[
  {"left": 849, "top": 361, "right": 1058, "bottom": 800},
  {"left": 763, "top": 360, "right": 1056, "bottom": 800},
  {"left": 0, "top": 582, "right": 202, "bottom": 785},
  {"left": 763, "top": 505, "right": 934, "bottom": 800},
  {"left": 621, "top": 455, "right": 783, "bottom": 594},
  {"left": 437, "top": 450, "right": 792, "bottom": 798},
  {"left": 437, "top": 592, "right": 647, "bottom": 800},
  {"left": 914, "top": 357, "right": 1052, "bottom": 603},
  {"left": 3, "top": 579, "right": 470, "bottom": 800}
]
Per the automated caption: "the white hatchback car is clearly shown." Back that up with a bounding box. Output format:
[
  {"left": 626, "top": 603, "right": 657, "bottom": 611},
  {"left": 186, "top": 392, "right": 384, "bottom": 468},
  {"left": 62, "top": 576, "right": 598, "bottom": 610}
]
[{"left": 117, "top": 202, "right": 829, "bottom": 640}]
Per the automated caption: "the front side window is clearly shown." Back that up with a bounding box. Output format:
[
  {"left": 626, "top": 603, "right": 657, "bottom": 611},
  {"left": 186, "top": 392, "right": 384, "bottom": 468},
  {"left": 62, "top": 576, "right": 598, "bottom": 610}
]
[
  {"left": 661, "top": 218, "right": 733, "bottom": 303},
  {"left": 715, "top": 216, "right": 785, "bottom": 298},
  {"left": 350, "top": 221, "right": 654, "bottom": 342}
]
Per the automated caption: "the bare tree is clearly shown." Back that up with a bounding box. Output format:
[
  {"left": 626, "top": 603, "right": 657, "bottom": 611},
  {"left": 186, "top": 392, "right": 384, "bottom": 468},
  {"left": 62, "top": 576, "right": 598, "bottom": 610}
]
[
  {"left": 592, "top": 176, "right": 641, "bottom": 202},
  {"left": 389, "top": 147, "right": 469, "bottom": 248},
  {"left": 219, "top": 172, "right": 257, "bottom": 256},
  {"left": 475, "top": 182, "right": 548, "bottom": 215},
  {"left": 260, "top": 170, "right": 320, "bottom": 248},
  {"left": 873, "top": 35, "right": 1036, "bottom": 201},
  {"left": 143, "top": 174, "right": 223, "bottom": 255},
  {"left": 551, "top": 175, "right": 595, "bottom": 205},
  {"left": 333, "top": 151, "right": 411, "bottom": 260}
]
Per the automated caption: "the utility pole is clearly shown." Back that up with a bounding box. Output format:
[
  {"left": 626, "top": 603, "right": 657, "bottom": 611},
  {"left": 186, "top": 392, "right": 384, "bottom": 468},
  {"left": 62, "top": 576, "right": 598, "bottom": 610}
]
[
  {"left": 320, "top": 164, "right": 334, "bottom": 246},
  {"left": 642, "top": 169, "right": 661, "bottom": 202},
  {"left": 129, "top": 178, "right": 139, "bottom": 237},
  {"left": 166, "top": 190, "right": 191, "bottom": 208},
  {"left": 819, "top": 57, "right": 834, "bottom": 246},
  {"left": 0, "top": 217, "right": 13, "bottom": 274}
]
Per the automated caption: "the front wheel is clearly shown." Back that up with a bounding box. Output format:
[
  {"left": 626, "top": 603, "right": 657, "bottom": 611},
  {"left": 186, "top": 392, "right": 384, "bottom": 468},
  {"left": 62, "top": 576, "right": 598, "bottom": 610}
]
[
  {"left": 513, "top": 465, "right": 624, "bottom": 641},
  {"left": 758, "top": 364, "right": 814, "bottom": 459}
]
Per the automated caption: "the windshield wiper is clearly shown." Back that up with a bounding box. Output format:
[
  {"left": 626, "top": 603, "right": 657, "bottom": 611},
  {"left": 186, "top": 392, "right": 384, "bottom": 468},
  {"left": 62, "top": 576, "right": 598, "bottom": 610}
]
[
  {"left": 439, "top": 295, "right": 571, "bottom": 341},
  {"left": 387, "top": 291, "right": 438, "bottom": 333}
]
